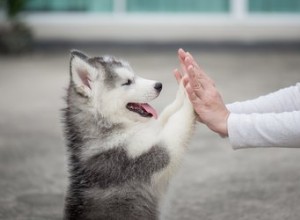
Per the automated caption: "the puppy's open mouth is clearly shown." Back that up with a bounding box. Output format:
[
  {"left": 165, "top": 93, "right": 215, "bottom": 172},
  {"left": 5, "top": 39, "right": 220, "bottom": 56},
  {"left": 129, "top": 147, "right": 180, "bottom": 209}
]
[{"left": 126, "top": 103, "right": 158, "bottom": 119}]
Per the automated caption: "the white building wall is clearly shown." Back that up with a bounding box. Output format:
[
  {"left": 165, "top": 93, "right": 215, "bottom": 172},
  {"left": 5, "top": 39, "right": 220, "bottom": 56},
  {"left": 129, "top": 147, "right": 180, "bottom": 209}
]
[{"left": 3, "top": 0, "right": 300, "bottom": 42}]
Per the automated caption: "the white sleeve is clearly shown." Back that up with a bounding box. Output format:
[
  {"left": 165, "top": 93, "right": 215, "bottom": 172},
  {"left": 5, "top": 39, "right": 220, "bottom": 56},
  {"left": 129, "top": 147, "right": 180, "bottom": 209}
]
[
  {"left": 226, "top": 83, "right": 300, "bottom": 114},
  {"left": 228, "top": 111, "right": 300, "bottom": 149}
]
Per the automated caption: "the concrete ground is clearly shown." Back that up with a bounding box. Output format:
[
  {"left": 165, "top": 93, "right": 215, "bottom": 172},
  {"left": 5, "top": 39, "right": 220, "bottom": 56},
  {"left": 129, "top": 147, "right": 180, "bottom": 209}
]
[{"left": 0, "top": 45, "right": 300, "bottom": 220}]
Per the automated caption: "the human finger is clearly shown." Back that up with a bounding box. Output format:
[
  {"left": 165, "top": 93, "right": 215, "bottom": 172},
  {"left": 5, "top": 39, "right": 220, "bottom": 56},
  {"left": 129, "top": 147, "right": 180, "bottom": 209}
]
[
  {"left": 178, "top": 48, "right": 188, "bottom": 73},
  {"left": 184, "top": 57, "right": 214, "bottom": 90},
  {"left": 184, "top": 54, "right": 213, "bottom": 81},
  {"left": 185, "top": 82, "right": 201, "bottom": 105},
  {"left": 183, "top": 75, "right": 203, "bottom": 101},
  {"left": 173, "top": 68, "right": 182, "bottom": 84},
  {"left": 185, "top": 63, "right": 204, "bottom": 93},
  {"left": 178, "top": 48, "right": 187, "bottom": 61},
  {"left": 182, "top": 75, "right": 190, "bottom": 88},
  {"left": 184, "top": 56, "right": 206, "bottom": 79},
  {"left": 186, "top": 52, "right": 200, "bottom": 69}
]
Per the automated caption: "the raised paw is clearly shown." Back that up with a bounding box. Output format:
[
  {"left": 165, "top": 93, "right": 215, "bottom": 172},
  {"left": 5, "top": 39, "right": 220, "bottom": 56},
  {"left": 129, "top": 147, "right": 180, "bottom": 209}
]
[
  {"left": 183, "top": 89, "right": 196, "bottom": 117},
  {"left": 176, "top": 80, "right": 186, "bottom": 100}
]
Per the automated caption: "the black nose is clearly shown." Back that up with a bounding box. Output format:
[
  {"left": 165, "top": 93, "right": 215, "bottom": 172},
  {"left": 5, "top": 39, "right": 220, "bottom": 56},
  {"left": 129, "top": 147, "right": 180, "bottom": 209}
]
[{"left": 154, "top": 82, "right": 162, "bottom": 92}]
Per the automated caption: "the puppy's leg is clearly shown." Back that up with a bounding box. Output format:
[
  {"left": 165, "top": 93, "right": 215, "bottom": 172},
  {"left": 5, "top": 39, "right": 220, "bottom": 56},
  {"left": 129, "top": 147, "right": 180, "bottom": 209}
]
[
  {"left": 162, "top": 84, "right": 196, "bottom": 150},
  {"left": 158, "top": 82, "right": 185, "bottom": 126},
  {"left": 153, "top": 83, "right": 196, "bottom": 195}
]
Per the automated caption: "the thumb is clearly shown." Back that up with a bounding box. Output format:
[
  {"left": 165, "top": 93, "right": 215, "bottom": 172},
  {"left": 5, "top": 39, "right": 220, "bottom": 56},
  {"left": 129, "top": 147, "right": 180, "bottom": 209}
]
[{"left": 173, "top": 69, "right": 182, "bottom": 84}]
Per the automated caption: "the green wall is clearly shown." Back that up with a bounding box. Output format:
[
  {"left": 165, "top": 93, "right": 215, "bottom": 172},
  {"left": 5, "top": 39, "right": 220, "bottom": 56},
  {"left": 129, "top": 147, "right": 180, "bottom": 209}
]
[
  {"left": 249, "top": 0, "right": 300, "bottom": 13},
  {"left": 24, "top": 0, "right": 229, "bottom": 12},
  {"left": 126, "top": 0, "right": 229, "bottom": 13},
  {"left": 24, "top": 0, "right": 300, "bottom": 13},
  {"left": 24, "top": 0, "right": 113, "bottom": 12}
]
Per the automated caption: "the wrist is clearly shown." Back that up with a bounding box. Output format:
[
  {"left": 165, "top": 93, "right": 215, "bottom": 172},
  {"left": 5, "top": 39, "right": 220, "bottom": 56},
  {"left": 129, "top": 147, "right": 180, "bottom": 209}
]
[
  {"left": 217, "top": 123, "right": 228, "bottom": 138},
  {"left": 219, "top": 112, "right": 229, "bottom": 137},
  {"left": 210, "top": 112, "right": 230, "bottom": 138}
]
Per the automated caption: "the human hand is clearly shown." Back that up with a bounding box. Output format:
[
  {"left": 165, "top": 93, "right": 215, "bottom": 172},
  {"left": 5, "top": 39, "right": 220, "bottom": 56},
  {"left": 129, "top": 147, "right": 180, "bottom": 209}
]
[{"left": 174, "top": 48, "right": 230, "bottom": 137}]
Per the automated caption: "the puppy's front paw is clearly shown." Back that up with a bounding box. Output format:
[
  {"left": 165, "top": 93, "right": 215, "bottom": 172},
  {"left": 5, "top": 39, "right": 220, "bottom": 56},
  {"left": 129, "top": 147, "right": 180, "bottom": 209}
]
[
  {"left": 183, "top": 90, "right": 196, "bottom": 119},
  {"left": 176, "top": 80, "right": 186, "bottom": 100}
]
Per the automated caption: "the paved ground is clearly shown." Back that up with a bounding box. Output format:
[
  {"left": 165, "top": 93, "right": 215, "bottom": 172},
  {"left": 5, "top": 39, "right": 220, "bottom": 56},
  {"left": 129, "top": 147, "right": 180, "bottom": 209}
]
[{"left": 0, "top": 46, "right": 300, "bottom": 220}]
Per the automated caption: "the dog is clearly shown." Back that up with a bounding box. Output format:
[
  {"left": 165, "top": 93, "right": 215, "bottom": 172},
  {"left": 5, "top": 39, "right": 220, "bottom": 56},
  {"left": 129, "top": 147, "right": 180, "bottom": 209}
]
[{"left": 62, "top": 50, "right": 196, "bottom": 220}]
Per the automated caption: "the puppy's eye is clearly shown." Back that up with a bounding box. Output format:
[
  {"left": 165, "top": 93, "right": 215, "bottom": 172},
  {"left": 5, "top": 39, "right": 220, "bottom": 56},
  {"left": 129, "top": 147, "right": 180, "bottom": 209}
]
[{"left": 122, "top": 79, "right": 132, "bottom": 86}]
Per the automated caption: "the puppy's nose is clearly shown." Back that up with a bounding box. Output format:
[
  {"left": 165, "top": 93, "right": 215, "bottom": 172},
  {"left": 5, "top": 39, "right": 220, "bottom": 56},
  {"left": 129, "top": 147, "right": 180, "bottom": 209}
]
[{"left": 154, "top": 82, "right": 162, "bottom": 92}]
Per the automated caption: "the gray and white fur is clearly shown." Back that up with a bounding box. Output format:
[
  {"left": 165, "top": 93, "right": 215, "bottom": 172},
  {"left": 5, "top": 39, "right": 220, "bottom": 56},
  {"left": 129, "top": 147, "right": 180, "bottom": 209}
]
[{"left": 62, "top": 50, "right": 196, "bottom": 220}]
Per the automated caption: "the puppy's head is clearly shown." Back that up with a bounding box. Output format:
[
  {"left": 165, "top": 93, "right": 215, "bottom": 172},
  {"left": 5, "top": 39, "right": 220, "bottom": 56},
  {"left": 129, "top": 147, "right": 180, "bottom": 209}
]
[{"left": 69, "top": 50, "right": 162, "bottom": 123}]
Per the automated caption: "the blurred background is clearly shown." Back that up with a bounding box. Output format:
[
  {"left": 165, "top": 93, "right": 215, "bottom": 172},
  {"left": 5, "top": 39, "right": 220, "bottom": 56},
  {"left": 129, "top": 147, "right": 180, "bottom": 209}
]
[
  {"left": 0, "top": 0, "right": 300, "bottom": 219},
  {"left": 1, "top": 0, "right": 300, "bottom": 47}
]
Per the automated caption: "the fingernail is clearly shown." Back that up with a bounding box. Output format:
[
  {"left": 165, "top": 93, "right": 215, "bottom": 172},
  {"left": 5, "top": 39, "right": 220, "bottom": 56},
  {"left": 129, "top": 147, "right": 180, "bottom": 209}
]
[{"left": 185, "top": 57, "right": 190, "bottom": 63}]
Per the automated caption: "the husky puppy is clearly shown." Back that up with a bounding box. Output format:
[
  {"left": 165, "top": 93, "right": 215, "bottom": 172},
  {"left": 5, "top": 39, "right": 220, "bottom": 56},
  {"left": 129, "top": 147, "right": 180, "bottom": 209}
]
[{"left": 62, "top": 50, "right": 196, "bottom": 220}]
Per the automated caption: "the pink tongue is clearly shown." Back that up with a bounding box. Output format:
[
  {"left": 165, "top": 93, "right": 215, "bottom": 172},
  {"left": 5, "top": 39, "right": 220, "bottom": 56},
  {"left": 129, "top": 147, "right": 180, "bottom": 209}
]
[{"left": 141, "top": 103, "right": 158, "bottom": 119}]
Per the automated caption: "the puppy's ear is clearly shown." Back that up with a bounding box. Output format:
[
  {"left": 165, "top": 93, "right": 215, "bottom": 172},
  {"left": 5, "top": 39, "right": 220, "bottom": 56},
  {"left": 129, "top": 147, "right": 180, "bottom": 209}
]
[{"left": 70, "top": 50, "right": 98, "bottom": 97}]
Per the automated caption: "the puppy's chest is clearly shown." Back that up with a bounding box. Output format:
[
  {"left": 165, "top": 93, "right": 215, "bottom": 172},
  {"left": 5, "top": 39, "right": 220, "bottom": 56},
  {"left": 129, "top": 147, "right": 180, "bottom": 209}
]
[
  {"left": 82, "top": 144, "right": 170, "bottom": 188},
  {"left": 125, "top": 126, "right": 162, "bottom": 158}
]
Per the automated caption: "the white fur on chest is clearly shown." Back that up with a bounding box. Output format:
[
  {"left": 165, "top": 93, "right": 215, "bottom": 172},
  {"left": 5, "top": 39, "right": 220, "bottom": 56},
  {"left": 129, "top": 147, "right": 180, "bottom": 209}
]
[
  {"left": 80, "top": 120, "right": 162, "bottom": 161},
  {"left": 126, "top": 121, "right": 162, "bottom": 158}
]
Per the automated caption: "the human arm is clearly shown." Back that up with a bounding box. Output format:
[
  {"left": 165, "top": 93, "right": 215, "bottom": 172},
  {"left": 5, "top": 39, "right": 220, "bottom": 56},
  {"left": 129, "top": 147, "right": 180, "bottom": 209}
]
[
  {"left": 227, "top": 83, "right": 300, "bottom": 148},
  {"left": 228, "top": 111, "right": 300, "bottom": 149},
  {"left": 227, "top": 83, "right": 300, "bottom": 114}
]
